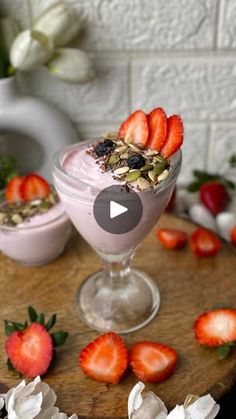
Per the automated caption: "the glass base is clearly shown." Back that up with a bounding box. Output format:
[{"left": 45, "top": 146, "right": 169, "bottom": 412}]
[{"left": 76, "top": 268, "right": 160, "bottom": 333}]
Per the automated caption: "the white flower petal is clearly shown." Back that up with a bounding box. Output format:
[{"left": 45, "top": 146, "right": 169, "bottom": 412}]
[
  {"left": 10, "top": 29, "right": 54, "bottom": 71},
  {"left": 33, "top": 381, "right": 57, "bottom": 410},
  {"left": 128, "top": 382, "right": 145, "bottom": 418},
  {"left": 128, "top": 382, "right": 168, "bottom": 419},
  {"left": 186, "top": 395, "right": 220, "bottom": 419},
  {"left": 6, "top": 380, "right": 27, "bottom": 412},
  {"left": 216, "top": 212, "right": 236, "bottom": 241},
  {"left": 0, "top": 396, "right": 4, "bottom": 410},
  {"left": 13, "top": 393, "right": 43, "bottom": 418},
  {"left": 36, "top": 406, "right": 59, "bottom": 418},
  {"left": 47, "top": 48, "right": 95, "bottom": 83},
  {"left": 34, "top": 1, "right": 81, "bottom": 47},
  {"left": 167, "top": 405, "right": 189, "bottom": 419}
]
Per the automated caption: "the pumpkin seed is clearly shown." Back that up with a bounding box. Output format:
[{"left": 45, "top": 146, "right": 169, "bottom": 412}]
[
  {"left": 124, "top": 134, "right": 132, "bottom": 144},
  {"left": 108, "top": 154, "right": 120, "bottom": 165},
  {"left": 120, "top": 152, "right": 129, "bottom": 159},
  {"left": 137, "top": 177, "right": 151, "bottom": 190},
  {"left": 114, "top": 166, "right": 130, "bottom": 175},
  {"left": 115, "top": 145, "right": 128, "bottom": 153},
  {"left": 153, "top": 162, "right": 166, "bottom": 176},
  {"left": 103, "top": 131, "right": 118, "bottom": 139},
  {"left": 148, "top": 170, "right": 157, "bottom": 182},
  {"left": 140, "top": 163, "right": 153, "bottom": 172},
  {"left": 124, "top": 170, "right": 141, "bottom": 182},
  {"left": 157, "top": 169, "right": 169, "bottom": 182},
  {"left": 128, "top": 143, "right": 140, "bottom": 152},
  {"left": 153, "top": 155, "right": 167, "bottom": 164}
]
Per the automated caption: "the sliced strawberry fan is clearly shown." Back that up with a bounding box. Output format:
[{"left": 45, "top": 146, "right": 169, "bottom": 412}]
[
  {"left": 118, "top": 107, "right": 183, "bottom": 158},
  {"left": 5, "top": 173, "right": 50, "bottom": 203}
]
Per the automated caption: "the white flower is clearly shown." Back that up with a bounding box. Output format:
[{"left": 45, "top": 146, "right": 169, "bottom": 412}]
[
  {"left": 128, "top": 382, "right": 168, "bottom": 419},
  {"left": 0, "top": 17, "right": 20, "bottom": 55},
  {"left": 10, "top": 29, "right": 54, "bottom": 71},
  {"left": 0, "top": 376, "right": 78, "bottom": 419},
  {"left": 47, "top": 48, "right": 95, "bottom": 83},
  {"left": 128, "top": 383, "right": 220, "bottom": 419},
  {"left": 34, "top": 1, "right": 81, "bottom": 47}
]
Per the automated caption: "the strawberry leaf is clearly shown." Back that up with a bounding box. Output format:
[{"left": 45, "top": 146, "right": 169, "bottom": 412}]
[
  {"left": 51, "top": 331, "right": 69, "bottom": 347},
  {"left": 4, "top": 320, "right": 15, "bottom": 336},
  {"left": 11, "top": 322, "right": 27, "bottom": 331},
  {"left": 46, "top": 314, "right": 57, "bottom": 331},
  {"left": 28, "top": 306, "right": 38, "bottom": 323},
  {"left": 7, "top": 358, "right": 15, "bottom": 371},
  {"left": 37, "top": 313, "right": 45, "bottom": 326},
  {"left": 217, "top": 343, "right": 234, "bottom": 359}
]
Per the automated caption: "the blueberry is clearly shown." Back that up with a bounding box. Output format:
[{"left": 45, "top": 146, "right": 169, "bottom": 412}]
[
  {"left": 127, "top": 154, "right": 146, "bottom": 169},
  {"left": 94, "top": 140, "right": 115, "bottom": 157}
]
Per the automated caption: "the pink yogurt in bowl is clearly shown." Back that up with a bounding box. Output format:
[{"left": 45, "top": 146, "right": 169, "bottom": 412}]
[{"left": 0, "top": 200, "right": 72, "bottom": 266}]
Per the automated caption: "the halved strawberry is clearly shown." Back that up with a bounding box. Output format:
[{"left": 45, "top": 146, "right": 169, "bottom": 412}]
[
  {"left": 231, "top": 226, "right": 236, "bottom": 246},
  {"left": 157, "top": 228, "right": 188, "bottom": 250},
  {"left": 190, "top": 228, "right": 221, "bottom": 257},
  {"left": 21, "top": 174, "right": 50, "bottom": 202},
  {"left": 160, "top": 115, "right": 183, "bottom": 158},
  {"left": 5, "top": 323, "right": 53, "bottom": 378},
  {"left": 194, "top": 308, "right": 236, "bottom": 347},
  {"left": 79, "top": 332, "right": 128, "bottom": 384},
  {"left": 129, "top": 341, "right": 177, "bottom": 383},
  {"left": 4, "top": 176, "right": 25, "bottom": 203},
  {"left": 147, "top": 107, "right": 167, "bottom": 152},
  {"left": 118, "top": 110, "right": 149, "bottom": 148}
]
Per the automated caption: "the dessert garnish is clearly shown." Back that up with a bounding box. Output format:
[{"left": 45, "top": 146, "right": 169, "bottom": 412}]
[
  {"left": 89, "top": 108, "right": 183, "bottom": 190},
  {"left": 0, "top": 173, "right": 59, "bottom": 226},
  {"left": 194, "top": 308, "right": 236, "bottom": 358},
  {"left": 79, "top": 332, "right": 128, "bottom": 384},
  {"left": 4, "top": 306, "right": 68, "bottom": 377},
  {"left": 157, "top": 228, "right": 188, "bottom": 249},
  {"left": 129, "top": 341, "right": 177, "bottom": 383}
]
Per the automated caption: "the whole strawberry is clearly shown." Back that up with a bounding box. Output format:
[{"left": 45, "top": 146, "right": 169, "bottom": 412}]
[
  {"left": 4, "top": 306, "right": 68, "bottom": 378},
  {"left": 200, "top": 182, "right": 229, "bottom": 215}
]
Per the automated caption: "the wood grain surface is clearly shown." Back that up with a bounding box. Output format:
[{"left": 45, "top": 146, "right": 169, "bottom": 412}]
[{"left": 0, "top": 214, "right": 236, "bottom": 418}]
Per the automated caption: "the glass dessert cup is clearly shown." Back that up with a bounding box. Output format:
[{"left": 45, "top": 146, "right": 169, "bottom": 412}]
[
  {"left": 53, "top": 140, "right": 182, "bottom": 333},
  {"left": 0, "top": 209, "right": 72, "bottom": 266}
]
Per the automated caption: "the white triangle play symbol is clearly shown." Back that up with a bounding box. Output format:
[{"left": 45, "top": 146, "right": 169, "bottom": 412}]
[{"left": 110, "top": 200, "right": 128, "bottom": 219}]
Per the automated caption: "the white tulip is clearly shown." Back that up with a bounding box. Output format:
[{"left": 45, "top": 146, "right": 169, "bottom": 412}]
[
  {"left": 189, "top": 204, "right": 217, "bottom": 232},
  {"left": 34, "top": 1, "right": 81, "bottom": 47},
  {"left": 47, "top": 48, "right": 95, "bottom": 83},
  {"left": 0, "top": 16, "right": 20, "bottom": 55},
  {"left": 10, "top": 29, "right": 54, "bottom": 71}
]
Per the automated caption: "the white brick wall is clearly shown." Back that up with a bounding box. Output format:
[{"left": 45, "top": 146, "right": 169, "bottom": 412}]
[{"left": 1, "top": 0, "right": 236, "bottom": 184}]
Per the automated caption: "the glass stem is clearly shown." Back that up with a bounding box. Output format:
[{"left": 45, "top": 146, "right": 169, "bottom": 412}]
[{"left": 102, "top": 256, "right": 131, "bottom": 288}]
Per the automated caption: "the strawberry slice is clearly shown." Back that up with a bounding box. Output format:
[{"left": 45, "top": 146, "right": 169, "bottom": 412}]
[
  {"left": 160, "top": 115, "right": 183, "bottom": 158},
  {"left": 21, "top": 174, "right": 50, "bottom": 202},
  {"left": 190, "top": 228, "right": 221, "bottom": 257},
  {"left": 118, "top": 110, "right": 149, "bottom": 148},
  {"left": 194, "top": 308, "right": 236, "bottom": 347},
  {"left": 5, "top": 323, "right": 53, "bottom": 378},
  {"left": 231, "top": 226, "right": 236, "bottom": 246},
  {"left": 157, "top": 228, "right": 188, "bottom": 250},
  {"left": 79, "top": 332, "right": 128, "bottom": 384},
  {"left": 200, "top": 182, "right": 230, "bottom": 215},
  {"left": 147, "top": 107, "right": 167, "bottom": 152},
  {"left": 130, "top": 341, "right": 177, "bottom": 383},
  {"left": 5, "top": 176, "right": 25, "bottom": 203}
]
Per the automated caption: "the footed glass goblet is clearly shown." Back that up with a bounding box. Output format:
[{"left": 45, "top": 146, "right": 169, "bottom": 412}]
[{"left": 53, "top": 140, "right": 181, "bottom": 333}]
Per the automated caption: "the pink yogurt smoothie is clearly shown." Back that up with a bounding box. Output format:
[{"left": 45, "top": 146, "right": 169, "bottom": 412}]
[
  {"left": 0, "top": 201, "right": 72, "bottom": 265},
  {"left": 54, "top": 141, "right": 181, "bottom": 257}
]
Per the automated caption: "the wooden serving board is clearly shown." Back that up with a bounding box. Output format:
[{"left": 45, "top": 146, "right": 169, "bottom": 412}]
[{"left": 0, "top": 214, "right": 236, "bottom": 418}]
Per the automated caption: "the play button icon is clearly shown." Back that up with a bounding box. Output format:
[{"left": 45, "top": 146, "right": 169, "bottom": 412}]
[
  {"left": 110, "top": 200, "right": 128, "bottom": 219},
  {"left": 93, "top": 185, "right": 143, "bottom": 234}
]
